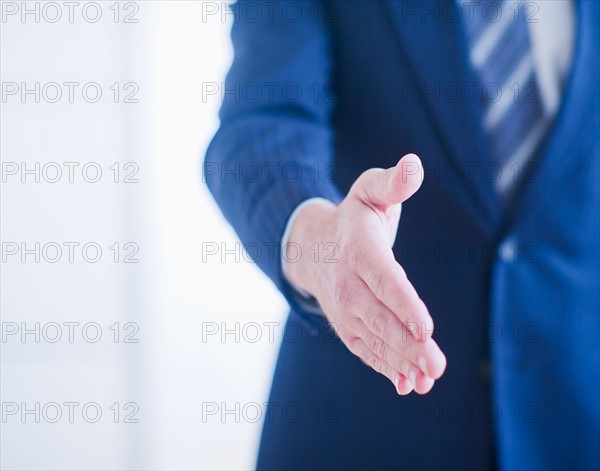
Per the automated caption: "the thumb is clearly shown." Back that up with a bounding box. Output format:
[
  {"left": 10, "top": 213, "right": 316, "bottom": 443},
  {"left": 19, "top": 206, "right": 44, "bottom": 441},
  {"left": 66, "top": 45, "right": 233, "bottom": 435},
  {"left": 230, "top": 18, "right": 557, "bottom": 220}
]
[{"left": 352, "top": 153, "right": 424, "bottom": 208}]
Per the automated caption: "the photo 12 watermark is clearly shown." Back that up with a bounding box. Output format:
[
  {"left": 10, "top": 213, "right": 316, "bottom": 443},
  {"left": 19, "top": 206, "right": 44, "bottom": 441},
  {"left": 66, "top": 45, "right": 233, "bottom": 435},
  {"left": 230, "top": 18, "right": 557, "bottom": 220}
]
[
  {"left": 1, "top": 2, "right": 140, "bottom": 24},
  {"left": 2, "top": 321, "right": 140, "bottom": 344},
  {"left": 2, "top": 401, "right": 140, "bottom": 423},
  {"left": 2, "top": 161, "right": 139, "bottom": 184},
  {"left": 1, "top": 241, "right": 140, "bottom": 264},
  {"left": 2, "top": 82, "right": 140, "bottom": 104}
]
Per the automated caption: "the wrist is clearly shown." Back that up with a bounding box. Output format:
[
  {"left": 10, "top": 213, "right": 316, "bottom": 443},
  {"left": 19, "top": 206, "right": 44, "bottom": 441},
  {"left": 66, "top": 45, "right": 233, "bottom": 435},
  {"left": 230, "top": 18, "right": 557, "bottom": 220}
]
[{"left": 284, "top": 198, "right": 337, "bottom": 295}]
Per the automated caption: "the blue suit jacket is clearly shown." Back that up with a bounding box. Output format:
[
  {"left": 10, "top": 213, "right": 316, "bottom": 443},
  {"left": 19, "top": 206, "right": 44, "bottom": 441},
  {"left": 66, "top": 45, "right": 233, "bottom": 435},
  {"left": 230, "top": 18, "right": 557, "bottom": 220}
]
[{"left": 205, "top": 1, "right": 599, "bottom": 469}]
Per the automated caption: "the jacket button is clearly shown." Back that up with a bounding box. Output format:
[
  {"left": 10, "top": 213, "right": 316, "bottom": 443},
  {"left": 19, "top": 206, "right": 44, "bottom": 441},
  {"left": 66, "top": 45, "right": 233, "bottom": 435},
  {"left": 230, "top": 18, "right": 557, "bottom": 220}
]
[{"left": 498, "top": 238, "right": 517, "bottom": 263}]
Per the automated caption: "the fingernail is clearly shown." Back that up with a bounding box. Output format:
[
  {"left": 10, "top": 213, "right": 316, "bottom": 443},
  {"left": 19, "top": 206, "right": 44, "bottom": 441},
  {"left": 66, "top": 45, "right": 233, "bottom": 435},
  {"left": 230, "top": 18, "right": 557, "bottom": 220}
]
[
  {"left": 417, "top": 355, "right": 428, "bottom": 375},
  {"left": 393, "top": 374, "right": 400, "bottom": 390}
]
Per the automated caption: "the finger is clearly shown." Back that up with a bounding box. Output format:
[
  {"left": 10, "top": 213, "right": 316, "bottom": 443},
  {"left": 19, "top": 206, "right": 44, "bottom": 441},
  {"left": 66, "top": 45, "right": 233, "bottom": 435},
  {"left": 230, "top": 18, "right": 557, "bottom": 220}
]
[
  {"left": 344, "top": 335, "right": 414, "bottom": 396},
  {"left": 353, "top": 244, "right": 435, "bottom": 343},
  {"left": 355, "top": 323, "right": 435, "bottom": 394},
  {"left": 414, "top": 373, "right": 435, "bottom": 395},
  {"left": 342, "top": 277, "right": 446, "bottom": 379},
  {"left": 396, "top": 373, "right": 414, "bottom": 395},
  {"left": 351, "top": 154, "right": 424, "bottom": 209},
  {"left": 353, "top": 314, "right": 446, "bottom": 382}
]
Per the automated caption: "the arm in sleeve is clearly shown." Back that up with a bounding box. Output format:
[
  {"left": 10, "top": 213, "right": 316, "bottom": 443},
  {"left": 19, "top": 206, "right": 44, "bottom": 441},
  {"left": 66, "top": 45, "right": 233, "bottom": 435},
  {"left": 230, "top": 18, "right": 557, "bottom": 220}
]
[{"left": 204, "top": 0, "right": 342, "bottom": 320}]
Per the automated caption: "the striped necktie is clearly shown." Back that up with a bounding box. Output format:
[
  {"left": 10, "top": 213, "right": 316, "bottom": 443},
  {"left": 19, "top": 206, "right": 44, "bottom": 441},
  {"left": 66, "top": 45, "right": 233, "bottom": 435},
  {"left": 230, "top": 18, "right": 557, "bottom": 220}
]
[{"left": 460, "top": 0, "right": 549, "bottom": 193}]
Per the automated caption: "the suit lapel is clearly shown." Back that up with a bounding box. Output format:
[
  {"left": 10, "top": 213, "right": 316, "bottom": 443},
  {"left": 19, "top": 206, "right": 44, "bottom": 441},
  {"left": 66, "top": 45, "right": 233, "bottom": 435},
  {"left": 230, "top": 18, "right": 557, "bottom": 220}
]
[{"left": 381, "top": 0, "right": 501, "bottom": 228}]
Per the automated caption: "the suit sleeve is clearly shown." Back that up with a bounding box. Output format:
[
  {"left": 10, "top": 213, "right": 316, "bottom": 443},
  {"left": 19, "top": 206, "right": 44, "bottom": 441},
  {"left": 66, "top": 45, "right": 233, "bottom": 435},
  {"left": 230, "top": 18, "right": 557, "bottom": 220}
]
[{"left": 204, "top": 0, "right": 343, "bottom": 319}]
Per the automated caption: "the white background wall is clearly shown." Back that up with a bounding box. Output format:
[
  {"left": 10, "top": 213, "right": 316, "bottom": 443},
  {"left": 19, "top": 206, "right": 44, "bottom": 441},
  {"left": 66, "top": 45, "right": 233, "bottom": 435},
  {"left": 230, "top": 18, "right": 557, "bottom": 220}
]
[{"left": 1, "top": 2, "right": 287, "bottom": 469}]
